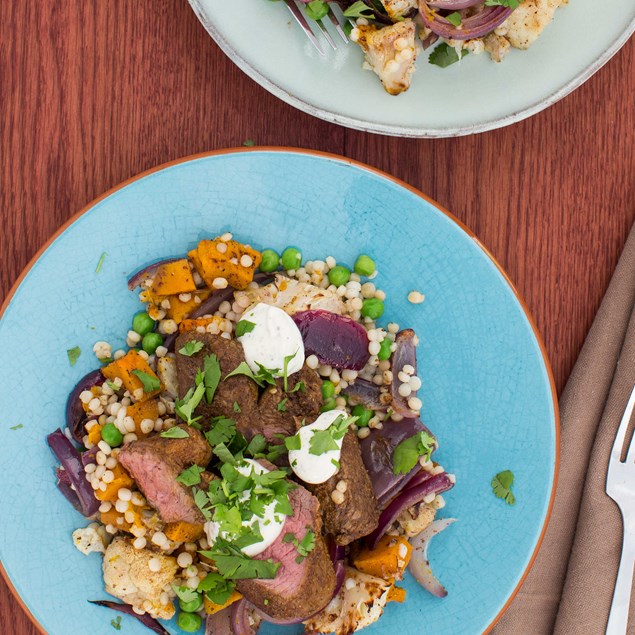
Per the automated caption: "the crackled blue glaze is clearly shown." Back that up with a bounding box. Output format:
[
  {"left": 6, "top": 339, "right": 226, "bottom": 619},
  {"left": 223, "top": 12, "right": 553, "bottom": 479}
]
[{"left": 0, "top": 150, "right": 557, "bottom": 635}]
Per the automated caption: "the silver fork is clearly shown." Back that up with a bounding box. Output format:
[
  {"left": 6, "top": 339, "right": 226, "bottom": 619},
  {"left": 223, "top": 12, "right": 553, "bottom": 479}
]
[
  {"left": 283, "top": 0, "right": 350, "bottom": 56},
  {"left": 606, "top": 383, "right": 635, "bottom": 634}
]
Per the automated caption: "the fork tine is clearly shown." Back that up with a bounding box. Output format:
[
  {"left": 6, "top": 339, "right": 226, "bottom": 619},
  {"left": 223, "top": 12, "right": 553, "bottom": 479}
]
[
  {"left": 612, "top": 383, "right": 635, "bottom": 462},
  {"left": 326, "top": 6, "right": 349, "bottom": 43},
  {"left": 315, "top": 18, "right": 337, "bottom": 50},
  {"left": 283, "top": 0, "right": 325, "bottom": 56}
]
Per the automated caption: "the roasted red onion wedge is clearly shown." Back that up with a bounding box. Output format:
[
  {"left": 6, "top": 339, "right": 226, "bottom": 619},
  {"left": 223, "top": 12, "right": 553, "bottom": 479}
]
[
  {"left": 408, "top": 518, "right": 456, "bottom": 597},
  {"left": 232, "top": 598, "right": 263, "bottom": 634},
  {"left": 66, "top": 369, "right": 103, "bottom": 443},
  {"left": 419, "top": 1, "right": 513, "bottom": 40},
  {"left": 88, "top": 600, "right": 171, "bottom": 635},
  {"left": 127, "top": 257, "right": 182, "bottom": 291}
]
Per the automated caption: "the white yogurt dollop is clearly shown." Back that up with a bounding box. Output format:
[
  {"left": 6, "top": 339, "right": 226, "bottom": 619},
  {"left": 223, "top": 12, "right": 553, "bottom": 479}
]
[
  {"left": 288, "top": 409, "right": 347, "bottom": 485},
  {"left": 204, "top": 459, "right": 285, "bottom": 557},
  {"left": 237, "top": 303, "right": 304, "bottom": 377}
]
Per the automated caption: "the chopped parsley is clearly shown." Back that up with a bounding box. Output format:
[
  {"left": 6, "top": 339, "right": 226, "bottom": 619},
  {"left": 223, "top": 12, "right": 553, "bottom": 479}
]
[
  {"left": 110, "top": 616, "right": 121, "bottom": 630},
  {"left": 283, "top": 528, "right": 316, "bottom": 563},
  {"left": 309, "top": 414, "right": 356, "bottom": 455},
  {"left": 10, "top": 424, "right": 23, "bottom": 431},
  {"left": 198, "top": 572, "right": 236, "bottom": 605},
  {"left": 105, "top": 380, "right": 120, "bottom": 392},
  {"left": 243, "top": 139, "right": 255, "bottom": 147},
  {"left": 485, "top": 0, "right": 521, "bottom": 7},
  {"left": 282, "top": 352, "right": 298, "bottom": 392},
  {"left": 305, "top": 0, "right": 329, "bottom": 20},
  {"left": 175, "top": 381, "right": 205, "bottom": 427},
  {"left": 290, "top": 381, "right": 306, "bottom": 393},
  {"left": 277, "top": 398, "right": 288, "bottom": 412},
  {"left": 205, "top": 416, "right": 237, "bottom": 447},
  {"left": 160, "top": 427, "right": 190, "bottom": 439},
  {"left": 343, "top": 1, "right": 374, "bottom": 18},
  {"left": 235, "top": 320, "right": 256, "bottom": 337},
  {"left": 172, "top": 585, "right": 200, "bottom": 604},
  {"left": 446, "top": 11, "right": 461, "bottom": 26},
  {"left": 233, "top": 401, "right": 241, "bottom": 413},
  {"left": 179, "top": 340, "right": 204, "bottom": 357},
  {"left": 131, "top": 369, "right": 160, "bottom": 393},
  {"left": 200, "top": 538, "right": 280, "bottom": 580},
  {"left": 225, "top": 361, "right": 277, "bottom": 388},
  {"left": 67, "top": 346, "right": 81, "bottom": 367},
  {"left": 203, "top": 354, "right": 221, "bottom": 403},
  {"left": 246, "top": 434, "right": 267, "bottom": 456},
  {"left": 95, "top": 252, "right": 107, "bottom": 274},
  {"left": 176, "top": 464, "right": 205, "bottom": 486},
  {"left": 428, "top": 42, "right": 469, "bottom": 68},
  {"left": 392, "top": 431, "right": 436, "bottom": 475},
  {"left": 491, "top": 470, "right": 516, "bottom": 505}
]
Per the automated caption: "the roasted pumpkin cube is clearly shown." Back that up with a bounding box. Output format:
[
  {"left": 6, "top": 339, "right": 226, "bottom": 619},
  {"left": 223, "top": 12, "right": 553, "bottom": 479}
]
[
  {"left": 126, "top": 399, "right": 160, "bottom": 437},
  {"left": 188, "top": 238, "right": 261, "bottom": 290},
  {"left": 166, "top": 290, "right": 212, "bottom": 324},
  {"left": 351, "top": 534, "right": 412, "bottom": 580},
  {"left": 164, "top": 521, "right": 205, "bottom": 543},
  {"left": 178, "top": 317, "right": 222, "bottom": 333},
  {"left": 387, "top": 585, "right": 406, "bottom": 603},
  {"left": 87, "top": 423, "right": 103, "bottom": 446},
  {"left": 102, "top": 350, "right": 161, "bottom": 402},
  {"left": 204, "top": 590, "right": 243, "bottom": 615},
  {"left": 95, "top": 463, "right": 134, "bottom": 502},
  {"left": 150, "top": 259, "right": 197, "bottom": 297}
]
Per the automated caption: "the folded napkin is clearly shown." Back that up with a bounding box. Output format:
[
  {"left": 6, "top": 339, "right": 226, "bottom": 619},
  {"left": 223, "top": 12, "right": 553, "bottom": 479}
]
[{"left": 493, "top": 225, "right": 635, "bottom": 634}]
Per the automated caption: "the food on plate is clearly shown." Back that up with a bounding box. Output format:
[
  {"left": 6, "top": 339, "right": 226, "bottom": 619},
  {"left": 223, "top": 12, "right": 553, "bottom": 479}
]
[
  {"left": 290, "top": 0, "right": 567, "bottom": 95},
  {"left": 48, "top": 232, "right": 456, "bottom": 635}
]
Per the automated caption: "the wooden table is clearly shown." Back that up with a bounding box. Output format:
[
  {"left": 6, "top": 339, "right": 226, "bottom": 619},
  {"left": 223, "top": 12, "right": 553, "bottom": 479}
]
[{"left": 1, "top": 2, "right": 633, "bottom": 632}]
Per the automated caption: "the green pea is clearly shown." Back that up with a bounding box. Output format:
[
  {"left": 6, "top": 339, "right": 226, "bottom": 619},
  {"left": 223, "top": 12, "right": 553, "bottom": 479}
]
[
  {"left": 132, "top": 311, "right": 155, "bottom": 336},
  {"left": 328, "top": 265, "right": 351, "bottom": 287},
  {"left": 377, "top": 337, "right": 392, "bottom": 361},
  {"left": 352, "top": 404, "right": 373, "bottom": 427},
  {"left": 176, "top": 611, "right": 202, "bottom": 633},
  {"left": 280, "top": 247, "right": 302, "bottom": 271},
  {"left": 142, "top": 332, "right": 163, "bottom": 355},
  {"left": 320, "top": 398, "right": 337, "bottom": 413},
  {"left": 354, "top": 255, "right": 376, "bottom": 277},
  {"left": 321, "top": 380, "right": 335, "bottom": 400},
  {"left": 101, "top": 422, "right": 123, "bottom": 448},
  {"left": 179, "top": 595, "right": 203, "bottom": 613},
  {"left": 259, "top": 249, "right": 280, "bottom": 273},
  {"left": 361, "top": 298, "right": 384, "bottom": 320}
]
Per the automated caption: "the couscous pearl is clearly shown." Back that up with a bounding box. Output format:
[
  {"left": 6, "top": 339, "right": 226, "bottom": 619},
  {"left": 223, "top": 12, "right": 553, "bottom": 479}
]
[
  {"left": 430, "top": 465, "right": 445, "bottom": 476},
  {"left": 88, "top": 398, "right": 102, "bottom": 412},
  {"left": 329, "top": 370, "right": 340, "bottom": 384},
  {"left": 336, "top": 480, "right": 347, "bottom": 493},
  {"left": 184, "top": 565, "right": 198, "bottom": 578},
  {"left": 219, "top": 301, "right": 231, "bottom": 314},
  {"left": 99, "top": 482, "right": 107, "bottom": 492},
  {"left": 375, "top": 290, "right": 386, "bottom": 301},
  {"left": 185, "top": 577, "right": 199, "bottom": 590},
  {"left": 152, "top": 531, "right": 168, "bottom": 547},
  {"left": 391, "top": 412, "right": 404, "bottom": 422},
  {"left": 403, "top": 364, "right": 415, "bottom": 375},
  {"left": 138, "top": 350, "right": 149, "bottom": 361},
  {"left": 132, "top": 492, "right": 146, "bottom": 506},
  {"left": 124, "top": 416, "right": 136, "bottom": 433},
  {"left": 114, "top": 349, "right": 126, "bottom": 360},
  {"left": 331, "top": 490, "right": 345, "bottom": 505},
  {"left": 155, "top": 345, "right": 168, "bottom": 358},
  {"left": 408, "top": 397, "right": 423, "bottom": 411},
  {"left": 133, "top": 537, "right": 147, "bottom": 550},
  {"left": 177, "top": 552, "right": 194, "bottom": 568},
  {"left": 447, "top": 473, "right": 457, "bottom": 484},
  {"left": 318, "top": 364, "right": 332, "bottom": 377},
  {"left": 148, "top": 558, "right": 162, "bottom": 573},
  {"left": 99, "top": 502, "right": 112, "bottom": 513},
  {"left": 140, "top": 418, "right": 154, "bottom": 435},
  {"left": 408, "top": 290, "right": 425, "bottom": 304},
  {"left": 123, "top": 432, "right": 138, "bottom": 444},
  {"left": 118, "top": 488, "right": 132, "bottom": 502},
  {"left": 184, "top": 542, "right": 198, "bottom": 553},
  {"left": 96, "top": 451, "right": 107, "bottom": 466},
  {"left": 423, "top": 492, "right": 436, "bottom": 505},
  {"left": 306, "top": 354, "right": 319, "bottom": 370},
  {"left": 105, "top": 457, "right": 118, "bottom": 469},
  {"left": 98, "top": 440, "right": 112, "bottom": 455},
  {"left": 124, "top": 510, "right": 136, "bottom": 524},
  {"left": 368, "top": 341, "right": 381, "bottom": 356},
  {"left": 159, "top": 319, "right": 178, "bottom": 335},
  {"left": 240, "top": 254, "right": 253, "bottom": 267},
  {"left": 85, "top": 463, "right": 96, "bottom": 474},
  {"left": 433, "top": 495, "right": 446, "bottom": 510},
  {"left": 80, "top": 390, "right": 94, "bottom": 404},
  {"left": 373, "top": 375, "right": 384, "bottom": 386},
  {"left": 357, "top": 427, "right": 371, "bottom": 439},
  {"left": 127, "top": 330, "right": 141, "bottom": 344},
  {"left": 398, "top": 383, "right": 412, "bottom": 397},
  {"left": 213, "top": 277, "right": 229, "bottom": 289},
  {"left": 383, "top": 371, "right": 393, "bottom": 383},
  {"left": 94, "top": 465, "right": 106, "bottom": 480},
  {"left": 85, "top": 419, "right": 98, "bottom": 431},
  {"left": 409, "top": 376, "right": 422, "bottom": 391},
  {"left": 387, "top": 323, "right": 399, "bottom": 334},
  {"left": 341, "top": 369, "right": 358, "bottom": 382},
  {"left": 115, "top": 499, "right": 129, "bottom": 513},
  {"left": 398, "top": 371, "right": 410, "bottom": 383}
]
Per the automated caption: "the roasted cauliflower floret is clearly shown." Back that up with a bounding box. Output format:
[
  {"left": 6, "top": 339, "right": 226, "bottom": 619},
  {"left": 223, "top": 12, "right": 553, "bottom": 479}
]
[
  {"left": 396, "top": 502, "right": 436, "bottom": 537},
  {"left": 244, "top": 273, "right": 345, "bottom": 315},
  {"left": 304, "top": 567, "right": 392, "bottom": 635},
  {"left": 503, "top": 0, "right": 563, "bottom": 49},
  {"left": 102, "top": 537, "right": 177, "bottom": 620},
  {"left": 353, "top": 19, "right": 418, "bottom": 96},
  {"left": 380, "top": 0, "right": 417, "bottom": 20},
  {"left": 72, "top": 523, "right": 109, "bottom": 555}
]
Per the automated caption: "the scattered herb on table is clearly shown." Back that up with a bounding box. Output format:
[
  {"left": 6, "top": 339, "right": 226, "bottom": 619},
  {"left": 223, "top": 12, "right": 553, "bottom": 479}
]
[
  {"left": 96, "top": 252, "right": 107, "bottom": 274},
  {"left": 110, "top": 615, "right": 121, "bottom": 630},
  {"left": 67, "top": 346, "right": 81, "bottom": 367},
  {"left": 10, "top": 424, "right": 24, "bottom": 430},
  {"left": 491, "top": 470, "right": 516, "bottom": 505}
]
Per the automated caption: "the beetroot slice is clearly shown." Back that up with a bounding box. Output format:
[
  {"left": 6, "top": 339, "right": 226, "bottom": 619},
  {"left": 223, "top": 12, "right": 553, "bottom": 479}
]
[{"left": 292, "top": 310, "right": 370, "bottom": 371}]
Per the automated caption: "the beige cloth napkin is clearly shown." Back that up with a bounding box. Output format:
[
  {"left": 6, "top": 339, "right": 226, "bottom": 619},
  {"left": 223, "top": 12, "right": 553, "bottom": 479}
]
[{"left": 493, "top": 225, "right": 635, "bottom": 635}]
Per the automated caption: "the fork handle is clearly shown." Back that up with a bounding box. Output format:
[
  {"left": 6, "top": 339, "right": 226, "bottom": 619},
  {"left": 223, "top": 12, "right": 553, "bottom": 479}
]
[{"left": 607, "top": 521, "right": 635, "bottom": 634}]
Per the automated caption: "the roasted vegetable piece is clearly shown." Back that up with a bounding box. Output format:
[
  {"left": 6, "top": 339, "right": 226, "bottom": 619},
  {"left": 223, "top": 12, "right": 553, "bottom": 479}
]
[
  {"left": 87, "top": 423, "right": 103, "bottom": 446},
  {"left": 188, "top": 238, "right": 261, "bottom": 290},
  {"left": 150, "top": 259, "right": 197, "bottom": 296},
  {"left": 179, "top": 317, "right": 216, "bottom": 333},
  {"left": 95, "top": 463, "right": 134, "bottom": 502},
  {"left": 164, "top": 521, "right": 205, "bottom": 543},
  {"left": 203, "top": 590, "right": 243, "bottom": 615},
  {"left": 166, "top": 289, "right": 212, "bottom": 324},
  {"left": 387, "top": 585, "right": 406, "bottom": 603},
  {"left": 102, "top": 350, "right": 161, "bottom": 401},
  {"left": 351, "top": 534, "right": 412, "bottom": 580},
  {"left": 126, "top": 399, "right": 160, "bottom": 437}
]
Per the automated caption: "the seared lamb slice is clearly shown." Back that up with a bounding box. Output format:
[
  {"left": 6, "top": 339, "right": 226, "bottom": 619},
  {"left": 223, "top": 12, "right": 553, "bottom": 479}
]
[
  {"left": 256, "top": 366, "right": 323, "bottom": 443},
  {"left": 310, "top": 431, "right": 380, "bottom": 546},
  {"left": 175, "top": 332, "right": 258, "bottom": 430},
  {"left": 118, "top": 424, "right": 211, "bottom": 524},
  {"left": 236, "top": 486, "right": 336, "bottom": 621}
]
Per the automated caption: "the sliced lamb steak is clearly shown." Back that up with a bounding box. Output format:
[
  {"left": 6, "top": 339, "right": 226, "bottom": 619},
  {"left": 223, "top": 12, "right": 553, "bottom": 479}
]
[
  {"left": 118, "top": 424, "right": 211, "bottom": 524},
  {"left": 310, "top": 431, "right": 380, "bottom": 545},
  {"left": 236, "top": 485, "right": 336, "bottom": 621}
]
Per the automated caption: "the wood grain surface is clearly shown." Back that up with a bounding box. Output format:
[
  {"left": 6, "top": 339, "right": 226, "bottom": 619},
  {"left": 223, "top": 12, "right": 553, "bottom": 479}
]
[{"left": 1, "top": 1, "right": 633, "bottom": 633}]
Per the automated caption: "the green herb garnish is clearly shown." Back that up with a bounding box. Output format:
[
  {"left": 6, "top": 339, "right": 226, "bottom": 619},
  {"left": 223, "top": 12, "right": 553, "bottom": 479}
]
[
  {"left": 392, "top": 430, "right": 436, "bottom": 475},
  {"left": 243, "top": 139, "right": 255, "bottom": 147},
  {"left": 203, "top": 354, "right": 221, "bottom": 403},
  {"left": 446, "top": 11, "right": 462, "bottom": 26},
  {"left": 491, "top": 470, "right": 516, "bottom": 505},
  {"left": 343, "top": 1, "right": 374, "bottom": 18},
  {"left": 277, "top": 398, "right": 288, "bottom": 412},
  {"left": 205, "top": 416, "right": 237, "bottom": 447},
  {"left": 198, "top": 572, "right": 236, "bottom": 605},
  {"left": 309, "top": 414, "right": 356, "bottom": 456},
  {"left": 233, "top": 401, "right": 241, "bottom": 413},
  {"left": 428, "top": 42, "right": 469, "bottom": 68},
  {"left": 225, "top": 361, "right": 278, "bottom": 388},
  {"left": 175, "top": 381, "right": 205, "bottom": 427},
  {"left": 96, "top": 252, "right": 107, "bottom": 274},
  {"left": 110, "top": 616, "right": 121, "bottom": 630},
  {"left": 235, "top": 320, "right": 256, "bottom": 337},
  {"left": 131, "top": 369, "right": 160, "bottom": 392},
  {"left": 160, "top": 427, "right": 190, "bottom": 439},
  {"left": 10, "top": 424, "right": 23, "bottom": 431},
  {"left": 176, "top": 464, "right": 205, "bottom": 486},
  {"left": 67, "top": 346, "right": 81, "bottom": 367},
  {"left": 305, "top": 0, "right": 329, "bottom": 20},
  {"left": 200, "top": 538, "right": 280, "bottom": 580},
  {"left": 485, "top": 0, "right": 521, "bottom": 8},
  {"left": 172, "top": 585, "right": 200, "bottom": 603},
  {"left": 179, "top": 340, "right": 204, "bottom": 357}
]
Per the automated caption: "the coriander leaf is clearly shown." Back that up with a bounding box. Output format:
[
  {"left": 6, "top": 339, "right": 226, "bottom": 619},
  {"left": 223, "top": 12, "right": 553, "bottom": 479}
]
[
  {"left": 305, "top": 0, "right": 329, "bottom": 20},
  {"left": 176, "top": 464, "right": 205, "bottom": 486},
  {"left": 298, "top": 528, "right": 316, "bottom": 557},
  {"left": 485, "top": 0, "right": 521, "bottom": 7},
  {"left": 179, "top": 340, "right": 204, "bottom": 356},
  {"left": 277, "top": 398, "right": 288, "bottom": 412},
  {"left": 225, "top": 362, "right": 265, "bottom": 387},
  {"left": 246, "top": 434, "right": 267, "bottom": 456},
  {"left": 290, "top": 381, "right": 306, "bottom": 393},
  {"left": 110, "top": 616, "right": 121, "bottom": 630},
  {"left": 172, "top": 585, "right": 200, "bottom": 603},
  {"left": 233, "top": 401, "right": 241, "bottom": 413},
  {"left": 309, "top": 429, "right": 340, "bottom": 455},
  {"left": 201, "top": 539, "right": 280, "bottom": 579},
  {"left": 235, "top": 320, "right": 256, "bottom": 337},
  {"left": 446, "top": 11, "right": 461, "bottom": 26},
  {"left": 106, "top": 380, "right": 120, "bottom": 392},
  {"left": 160, "top": 427, "right": 190, "bottom": 439},
  {"left": 282, "top": 532, "right": 296, "bottom": 544},
  {"left": 67, "top": 346, "right": 81, "bottom": 366},
  {"left": 175, "top": 381, "right": 205, "bottom": 426},
  {"left": 96, "top": 252, "right": 107, "bottom": 274},
  {"left": 203, "top": 354, "right": 222, "bottom": 404},
  {"left": 392, "top": 430, "right": 436, "bottom": 475},
  {"left": 428, "top": 42, "right": 469, "bottom": 68},
  {"left": 491, "top": 470, "right": 516, "bottom": 505},
  {"left": 343, "top": 1, "right": 374, "bottom": 18},
  {"left": 198, "top": 572, "right": 236, "bottom": 605},
  {"left": 10, "top": 424, "right": 23, "bottom": 430},
  {"left": 282, "top": 351, "right": 297, "bottom": 392},
  {"left": 243, "top": 139, "right": 255, "bottom": 147},
  {"left": 213, "top": 442, "right": 237, "bottom": 465},
  {"left": 331, "top": 458, "right": 340, "bottom": 469},
  {"left": 205, "top": 416, "right": 237, "bottom": 447},
  {"left": 131, "top": 369, "right": 160, "bottom": 392},
  {"left": 214, "top": 504, "right": 243, "bottom": 535},
  {"left": 193, "top": 487, "right": 212, "bottom": 520},
  {"left": 284, "top": 434, "right": 302, "bottom": 451}
]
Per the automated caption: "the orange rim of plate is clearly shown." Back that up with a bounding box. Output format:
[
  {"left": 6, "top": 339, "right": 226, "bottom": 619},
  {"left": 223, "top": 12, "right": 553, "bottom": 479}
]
[{"left": 0, "top": 147, "right": 560, "bottom": 635}]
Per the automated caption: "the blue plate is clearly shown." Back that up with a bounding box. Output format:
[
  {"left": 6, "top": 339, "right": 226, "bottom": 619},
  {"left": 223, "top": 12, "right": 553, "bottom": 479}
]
[{"left": 0, "top": 149, "right": 558, "bottom": 635}]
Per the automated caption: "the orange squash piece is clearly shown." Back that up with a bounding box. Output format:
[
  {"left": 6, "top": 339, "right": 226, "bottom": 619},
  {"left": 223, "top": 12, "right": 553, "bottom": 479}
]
[
  {"left": 87, "top": 423, "right": 103, "bottom": 446},
  {"left": 126, "top": 399, "right": 160, "bottom": 437},
  {"left": 102, "top": 350, "right": 161, "bottom": 402},
  {"left": 188, "top": 238, "right": 261, "bottom": 290},
  {"left": 95, "top": 463, "right": 135, "bottom": 502},
  {"left": 164, "top": 521, "right": 205, "bottom": 543},
  {"left": 150, "top": 259, "right": 197, "bottom": 297},
  {"left": 351, "top": 535, "right": 412, "bottom": 580},
  {"left": 179, "top": 317, "right": 214, "bottom": 333},
  {"left": 387, "top": 586, "right": 406, "bottom": 603},
  {"left": 166, "top": 290, "right": 212, "bottom": 324},
  {"left": 204, "top": 590, "right": 243, "bottom": 615}
]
